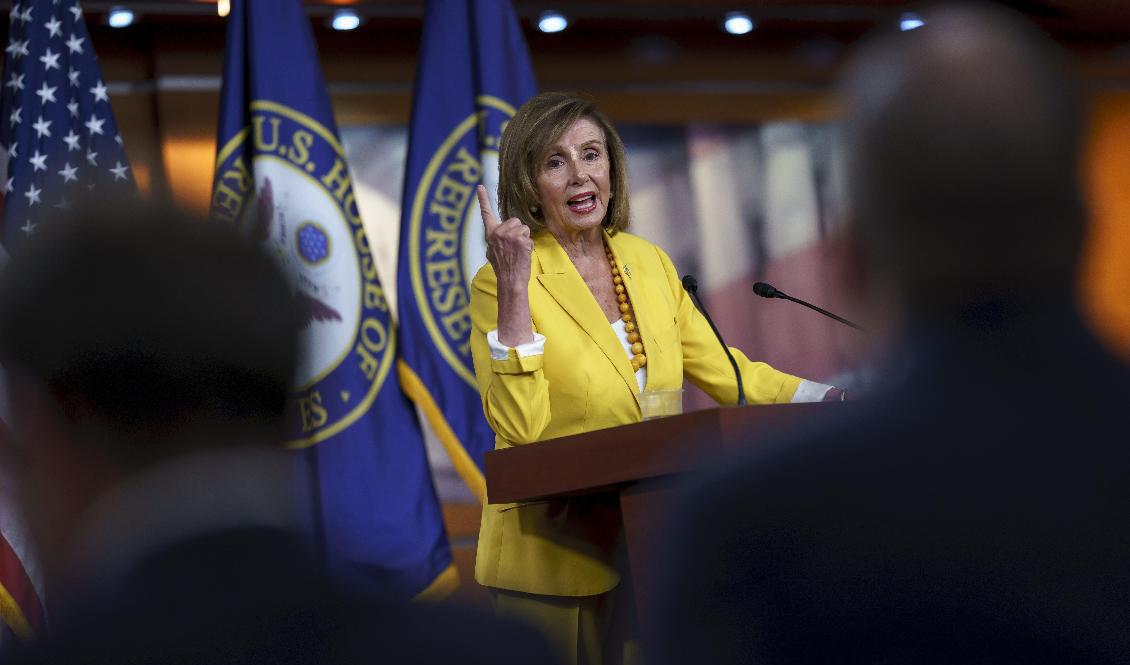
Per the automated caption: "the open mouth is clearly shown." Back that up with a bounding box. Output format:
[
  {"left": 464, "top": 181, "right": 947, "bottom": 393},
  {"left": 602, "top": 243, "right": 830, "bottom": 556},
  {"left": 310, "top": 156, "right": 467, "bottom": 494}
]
[{"left": 567, "top": 193, "right": 597, "bottom": 214}]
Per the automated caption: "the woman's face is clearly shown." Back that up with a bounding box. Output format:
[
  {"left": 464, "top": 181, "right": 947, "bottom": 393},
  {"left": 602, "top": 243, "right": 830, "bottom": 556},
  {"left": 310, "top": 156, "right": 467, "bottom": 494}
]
[{"left": 535, "top": 117, "right": 613, "bottom": 239}]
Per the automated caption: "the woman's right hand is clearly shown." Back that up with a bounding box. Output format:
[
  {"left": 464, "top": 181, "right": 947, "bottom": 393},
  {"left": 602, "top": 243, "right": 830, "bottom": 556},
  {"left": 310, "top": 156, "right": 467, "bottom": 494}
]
[
  {"left": 477, "top": 185, "right": 534, "bottom": 346},
  {"left": 478, "top": 185, "right": 533, "bottom": 289}
]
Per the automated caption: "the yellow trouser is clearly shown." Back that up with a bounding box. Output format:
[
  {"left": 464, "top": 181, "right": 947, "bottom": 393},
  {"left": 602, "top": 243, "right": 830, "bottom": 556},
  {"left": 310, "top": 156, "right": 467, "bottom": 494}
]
[{"left": 490, "top": 587, "right": 639, "bottom": 665}]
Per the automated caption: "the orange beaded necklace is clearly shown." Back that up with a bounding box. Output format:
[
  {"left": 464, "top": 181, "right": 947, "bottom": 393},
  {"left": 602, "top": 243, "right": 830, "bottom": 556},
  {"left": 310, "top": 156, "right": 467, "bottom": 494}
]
[{"left": 605, "top": 244, "right": 647, "bottom": 371}]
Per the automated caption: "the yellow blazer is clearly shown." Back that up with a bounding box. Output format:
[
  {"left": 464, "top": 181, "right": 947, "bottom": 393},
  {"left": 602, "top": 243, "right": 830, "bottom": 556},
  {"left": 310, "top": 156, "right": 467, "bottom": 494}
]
[{"left": 470, "top": 229, "right": 801, "bottom": 597}]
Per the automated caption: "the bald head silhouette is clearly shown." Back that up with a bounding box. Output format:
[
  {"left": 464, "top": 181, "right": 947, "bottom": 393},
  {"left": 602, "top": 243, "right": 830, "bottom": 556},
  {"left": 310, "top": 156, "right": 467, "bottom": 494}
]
[{"left": 842, "top": 4, "right": 1085, "bottom": 318}]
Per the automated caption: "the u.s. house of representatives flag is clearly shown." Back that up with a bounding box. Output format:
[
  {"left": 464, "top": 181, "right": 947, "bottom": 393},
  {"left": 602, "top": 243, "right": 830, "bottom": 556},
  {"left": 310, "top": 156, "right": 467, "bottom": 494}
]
[
  {"left": 211, "top": 0, "right": 454, "bottom": 599},
  {"left": 397, "top": 0, "right": 537, "bottom": 503}
]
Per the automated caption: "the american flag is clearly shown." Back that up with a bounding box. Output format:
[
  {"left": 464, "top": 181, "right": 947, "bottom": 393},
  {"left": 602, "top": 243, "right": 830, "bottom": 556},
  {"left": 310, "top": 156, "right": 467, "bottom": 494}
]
[
  {"left": 0, "top": 0, "right": 134, "bottom": 641},
  {"left": 0, "top": 0, "right": 133, "bottom": 252},
  {"left": 0, "top": 420, "right": 44, "bottom": 644}
]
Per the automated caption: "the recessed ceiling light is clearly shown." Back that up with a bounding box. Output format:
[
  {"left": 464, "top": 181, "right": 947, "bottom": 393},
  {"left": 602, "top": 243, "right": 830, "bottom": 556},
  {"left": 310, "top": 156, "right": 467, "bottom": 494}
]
[
  {"left": 900, "top": 12, "right": 925, "bottom": 31},
  {"left": 331, "top": 10, "right": 362, "bottom": 31},
  {"left": 538, "top": 11, "right": 568, "bottom": 34},
  {"left": 723, "top": 12, "right": 756, "bottom": 36},
  {"left": 107, "top": 7, "right": 136, "bottom": 28}
]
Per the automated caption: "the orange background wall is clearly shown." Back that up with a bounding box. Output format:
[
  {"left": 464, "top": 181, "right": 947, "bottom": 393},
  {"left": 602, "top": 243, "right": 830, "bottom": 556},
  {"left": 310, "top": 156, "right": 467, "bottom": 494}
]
[{"left": 1083, "top": 92, "right": 1130, "bottom": 361}]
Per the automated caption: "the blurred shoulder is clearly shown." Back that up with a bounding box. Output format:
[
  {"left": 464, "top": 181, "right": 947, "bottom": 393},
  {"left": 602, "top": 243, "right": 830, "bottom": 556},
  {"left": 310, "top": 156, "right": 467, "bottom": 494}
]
[
  {"left": 345, "top": 598, "right": 562, "bottom": 665},
  {"left": 8, "top": 593, "right": 560, "bottom": 665},
  {"left": 681, "top": 402, "right": 897, "bottom": 517}
]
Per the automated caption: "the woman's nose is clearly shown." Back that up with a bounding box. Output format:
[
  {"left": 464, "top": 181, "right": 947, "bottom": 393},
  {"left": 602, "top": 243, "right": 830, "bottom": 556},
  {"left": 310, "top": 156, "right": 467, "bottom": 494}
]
[{"left": 568, "top": 159, "right": 589, "bottom": 184}]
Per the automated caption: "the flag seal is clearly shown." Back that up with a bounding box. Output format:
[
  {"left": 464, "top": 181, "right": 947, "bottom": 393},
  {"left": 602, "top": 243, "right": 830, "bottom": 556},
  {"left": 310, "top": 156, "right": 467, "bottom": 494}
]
[
  {"left": 212, "top": 100, "right": 394, "bottom": 448},
  {"left": 405, "top": 94, "right": 517, "bottom": 387}
]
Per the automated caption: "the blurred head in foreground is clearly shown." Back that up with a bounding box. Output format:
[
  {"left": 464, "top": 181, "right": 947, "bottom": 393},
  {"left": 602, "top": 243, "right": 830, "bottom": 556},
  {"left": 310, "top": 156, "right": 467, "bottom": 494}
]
[
  {"left": 841, "top": 3, "right": 1085, "bottom": 328},
  {"left": 652, "top": 11, "right": 1130, "bottom": 665},
  {"left": 0, "top": 201, "right": 300, "bottom": 590}
]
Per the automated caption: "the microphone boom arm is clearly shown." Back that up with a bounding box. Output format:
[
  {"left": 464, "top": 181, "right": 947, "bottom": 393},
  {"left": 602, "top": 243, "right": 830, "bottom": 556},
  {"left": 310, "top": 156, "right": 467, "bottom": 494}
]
[
  {"left": 752, "top": 281, "right": 866, "bottom": 332},
  {"left": 778, "top": 293, "right": 865, "bottom": 331},
  {"left": 683, "top": 275, "right": 747, "bottom": 406}
]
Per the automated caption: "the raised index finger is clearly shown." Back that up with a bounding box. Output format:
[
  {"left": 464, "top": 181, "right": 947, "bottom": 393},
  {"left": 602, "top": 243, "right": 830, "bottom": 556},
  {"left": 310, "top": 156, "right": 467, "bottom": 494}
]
[{"left": 476, "top": 185, "right": 501, "bottom": 233}]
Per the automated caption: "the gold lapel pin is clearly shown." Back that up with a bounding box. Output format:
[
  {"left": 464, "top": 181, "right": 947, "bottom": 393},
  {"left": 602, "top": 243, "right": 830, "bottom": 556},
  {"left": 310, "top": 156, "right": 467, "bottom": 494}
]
[{"left": 623, "top": 264, "right": 631, "bottom": 277}]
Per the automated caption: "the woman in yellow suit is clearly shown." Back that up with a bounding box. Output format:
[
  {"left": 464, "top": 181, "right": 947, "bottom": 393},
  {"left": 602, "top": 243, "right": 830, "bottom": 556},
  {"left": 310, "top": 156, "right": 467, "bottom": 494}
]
[{"left": 470, "top": 92, "right": 840, "bottom": 665}]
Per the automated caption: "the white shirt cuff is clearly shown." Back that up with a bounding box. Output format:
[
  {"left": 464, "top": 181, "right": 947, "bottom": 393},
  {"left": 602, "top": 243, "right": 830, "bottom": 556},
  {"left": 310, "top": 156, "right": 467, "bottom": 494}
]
[
  {"left": 487, "top": 330, "right": 546, "bottom": 361},
  {"left": 791, "top": 379, "right": 834, "bottom": 403}
]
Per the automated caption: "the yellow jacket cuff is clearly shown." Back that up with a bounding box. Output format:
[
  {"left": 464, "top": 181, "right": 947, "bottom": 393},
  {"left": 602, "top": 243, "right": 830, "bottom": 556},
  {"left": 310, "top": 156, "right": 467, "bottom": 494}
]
[{"left": 491, "top": 350, "right": 545, "bottom": 375}]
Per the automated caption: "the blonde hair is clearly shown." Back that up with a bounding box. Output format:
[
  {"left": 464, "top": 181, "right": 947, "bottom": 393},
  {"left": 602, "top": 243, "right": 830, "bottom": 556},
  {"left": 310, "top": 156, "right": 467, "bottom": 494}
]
[{"left": 497, "top": 92, "right": 631, "bottom": 235}]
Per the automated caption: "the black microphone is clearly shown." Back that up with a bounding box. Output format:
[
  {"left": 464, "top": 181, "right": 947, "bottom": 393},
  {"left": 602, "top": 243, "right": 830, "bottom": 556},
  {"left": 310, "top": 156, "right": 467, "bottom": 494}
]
[
  {"left": 682, "top": 275, "right": 746, "bottom": 406},
  {"left": 752, "top": 282, "right": 865, "bottom": 331}
]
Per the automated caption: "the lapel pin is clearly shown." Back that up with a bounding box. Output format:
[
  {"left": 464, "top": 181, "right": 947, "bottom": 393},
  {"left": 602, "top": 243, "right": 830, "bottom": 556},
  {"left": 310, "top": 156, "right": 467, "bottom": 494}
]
[{"left": 623, "top": 264, "right": 631, "bottom": 277}]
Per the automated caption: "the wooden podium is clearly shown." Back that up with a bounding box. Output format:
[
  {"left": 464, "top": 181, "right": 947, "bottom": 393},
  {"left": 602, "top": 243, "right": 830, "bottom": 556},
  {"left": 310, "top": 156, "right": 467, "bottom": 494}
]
[{"left": 483, "top": 402, "right": 834, "bottom": 648}]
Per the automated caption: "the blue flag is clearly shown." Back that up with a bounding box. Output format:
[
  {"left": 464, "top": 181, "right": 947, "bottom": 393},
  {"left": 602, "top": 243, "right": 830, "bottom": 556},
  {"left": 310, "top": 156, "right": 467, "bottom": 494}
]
[
  {"left": 0, "top": 0, "right": 134, "bottom": 251},
  {"left": 211, "top": 0, "right": 453, "bottom": 599},
  {"left": 397, "top": 0, "right": 537, "bottom": 502}
]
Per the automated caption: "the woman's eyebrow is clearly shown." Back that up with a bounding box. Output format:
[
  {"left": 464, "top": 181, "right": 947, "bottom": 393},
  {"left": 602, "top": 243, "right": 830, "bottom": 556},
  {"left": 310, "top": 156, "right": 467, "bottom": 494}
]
[{"left": 542, "top": 138, "right": 604, "bottom": 158}]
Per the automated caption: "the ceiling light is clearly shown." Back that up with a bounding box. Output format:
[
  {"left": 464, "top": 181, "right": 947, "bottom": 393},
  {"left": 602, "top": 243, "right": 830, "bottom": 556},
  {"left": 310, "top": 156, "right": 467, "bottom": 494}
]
[
  {"left": 538, "top": 11, "right": 568, "bottom": 34},
  {"left": 331, "top": 10, "right": 361, "bottom": 31},
  {"left": 723, "top": 12, "right": 756, "bottom": 36},
  {"left": 107, "top": 7, "right": 135, "bottom": 28},
  {"left": 217, "top": 0, "right": 230, "bottom": 18},
  {"left": 900, "top": 12, "right": 925, "bottom": 31}
]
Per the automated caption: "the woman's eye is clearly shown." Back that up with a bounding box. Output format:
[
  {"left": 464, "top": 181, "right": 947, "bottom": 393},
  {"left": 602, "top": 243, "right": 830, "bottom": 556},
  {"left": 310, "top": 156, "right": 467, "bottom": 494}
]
[
  {"left": 546, "top": 158, "right": 563, "bottom": 169},
  {"left": 584, "top": 151, "right": 600, "bottom": 161}
]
